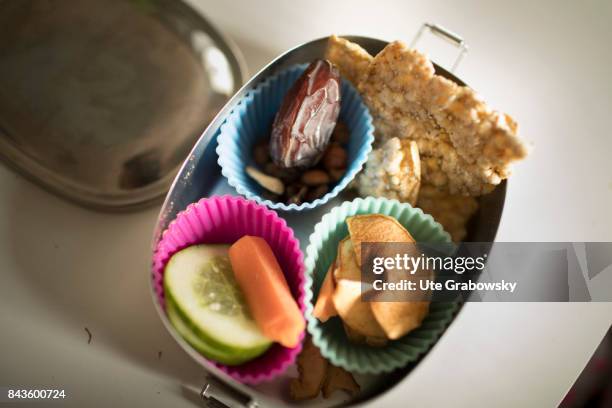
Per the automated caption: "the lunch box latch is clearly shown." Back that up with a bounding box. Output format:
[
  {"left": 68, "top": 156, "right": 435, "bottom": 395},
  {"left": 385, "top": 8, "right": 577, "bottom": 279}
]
[
  {"left": 199, "top": 377, "right": 258, "bottom": 408},
  {"left": 410, "top": 22, "right": 469, "bottom": 72}
]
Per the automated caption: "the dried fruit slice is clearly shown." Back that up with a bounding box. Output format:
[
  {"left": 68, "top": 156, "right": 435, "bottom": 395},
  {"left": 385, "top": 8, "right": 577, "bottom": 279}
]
[
  {"left": 322, "top": 364, "right": 360, "bottom": 398},
  {"left": 313, "top": 262, "right": 338, "bottom": 322},
  {"left": 290, "top": 337, "right": 329, "bottom": 400},
  {"left": 346, "top": 214, "right": 415, "bottom": 266},
  {"left": 335, "top": 238, "right": 361, "bottom": 281},
  {"left": 370, "top": 301, "right": 431, "bottom": 340},
  {"left": 332, "top": 279, "right": 386, "bottom": 338}
]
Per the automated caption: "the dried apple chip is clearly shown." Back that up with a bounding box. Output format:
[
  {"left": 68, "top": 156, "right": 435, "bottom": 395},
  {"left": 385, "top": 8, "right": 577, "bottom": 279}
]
[
  {"left": 332, "top": 279, "right": 386, "bottom": 339},
  {"left": 346, "top": 214, "right": 415, "bottom": 266},
  {"left": 290, "top": 336, "right": 329, "bottom": 400},
  {"left": 322, "top": 364, "right": 360, "bottom": 398},
  {"left": 370, "top": 301, "right": 430, "bottom": 340},
  {"left": 313, "top": 262, "right": 338, "bottom": 322},
  {"left": 335, "top": 238, "right": 361, "bottom": 281}
]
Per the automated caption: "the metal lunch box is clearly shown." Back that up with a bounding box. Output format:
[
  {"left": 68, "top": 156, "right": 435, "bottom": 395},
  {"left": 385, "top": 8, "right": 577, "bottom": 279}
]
[{"left": 150, "top": 23, "right": 506, "bottom": 407}]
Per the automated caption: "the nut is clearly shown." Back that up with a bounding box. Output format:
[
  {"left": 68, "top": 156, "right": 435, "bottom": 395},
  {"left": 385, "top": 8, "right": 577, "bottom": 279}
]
[
  {"left": 246, "top": 166, "right": 284, "bottom": 195},
  {"left": 302, "top": 170, "right": 331, "bottom": 186},
  {"left": 323, "top": 144, "right": 347, "bottom": 170},
  {"left": 269, "top": 59, "right": 341, "bottom": 169},
  {"left": 306, "top": 184, "right": 329, "bottom": 202}
]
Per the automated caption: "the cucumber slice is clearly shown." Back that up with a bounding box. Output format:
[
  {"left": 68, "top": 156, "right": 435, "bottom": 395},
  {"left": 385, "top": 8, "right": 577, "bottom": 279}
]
[
  {"left": 166, "top": 295, "right": 235, "bottom": 364},
  {"left": 164, "top": 244, "right": 272, "bottom": 364},
  {"left": 166, "top": 295, "right": 262, "bottom": 365}
]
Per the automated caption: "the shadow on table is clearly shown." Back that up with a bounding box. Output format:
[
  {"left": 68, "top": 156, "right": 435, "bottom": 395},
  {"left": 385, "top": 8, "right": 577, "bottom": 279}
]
[
  {"left": 2, "top": 30, "right": 281, "bottom": 404},
  {"left": 1, "top": 25, "right": 280, "bottom": 390},
  {"left": 4, "top": 176, "right": 205, "bottom": 389}
]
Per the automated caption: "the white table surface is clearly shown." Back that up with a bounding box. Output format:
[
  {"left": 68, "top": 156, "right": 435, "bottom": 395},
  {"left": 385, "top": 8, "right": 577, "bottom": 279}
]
[{"left": 1, "top": 0, "right": 611, "bottom": 407}]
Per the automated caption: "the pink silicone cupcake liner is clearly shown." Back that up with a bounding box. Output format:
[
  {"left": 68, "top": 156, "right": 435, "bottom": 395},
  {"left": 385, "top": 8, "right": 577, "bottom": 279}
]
[{"left": 152, "top": 195, "right": 306, "bottom": 384}]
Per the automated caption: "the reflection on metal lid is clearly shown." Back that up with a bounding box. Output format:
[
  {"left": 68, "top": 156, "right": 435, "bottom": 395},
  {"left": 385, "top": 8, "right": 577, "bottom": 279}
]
[
  {"left": 0, "top": 0, "right": 246, "bottom": 211},
  {"left": 192, "top": 31, "right": 235, "bottom": 96}
]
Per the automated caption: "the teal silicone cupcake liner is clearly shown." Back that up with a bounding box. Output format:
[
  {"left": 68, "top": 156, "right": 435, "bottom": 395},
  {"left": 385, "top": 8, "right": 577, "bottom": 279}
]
[
  {"left": 216, "top": 64, "right": 374, "bottom": 211},
  {"left": 304, "top": 196, "right": 458, "bottom": 374}
]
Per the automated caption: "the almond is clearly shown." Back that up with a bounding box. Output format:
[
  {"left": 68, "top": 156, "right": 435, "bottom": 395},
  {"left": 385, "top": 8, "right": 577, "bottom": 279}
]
[{"left": 246, "top": 166, "right": 284, "bottom": 195}]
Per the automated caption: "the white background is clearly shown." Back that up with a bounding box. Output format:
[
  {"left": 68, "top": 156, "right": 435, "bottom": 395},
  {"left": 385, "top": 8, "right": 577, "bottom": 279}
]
[{"left": 1, "top": 0, "right": 611, "bottom": 407}]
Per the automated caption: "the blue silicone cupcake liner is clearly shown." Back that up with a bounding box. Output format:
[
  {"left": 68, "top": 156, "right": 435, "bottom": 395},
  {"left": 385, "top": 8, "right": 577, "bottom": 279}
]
[
  {"left": 216, "top": 64, "right": 374, "bottom": 211},
  {"left": 304, "top": 197, "right": 458, "bottom": 374}
]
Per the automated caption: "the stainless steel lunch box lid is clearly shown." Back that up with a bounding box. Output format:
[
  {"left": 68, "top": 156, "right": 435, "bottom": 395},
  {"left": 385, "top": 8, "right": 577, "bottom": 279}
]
[{"left": 0, "top": 0, "right": 246, "bottom": 210}]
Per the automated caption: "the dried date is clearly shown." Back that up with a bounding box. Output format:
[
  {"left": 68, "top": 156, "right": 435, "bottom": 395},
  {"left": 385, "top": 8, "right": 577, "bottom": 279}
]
[{"left": 269, "top": 59, "right": 341, "bottom": 169}]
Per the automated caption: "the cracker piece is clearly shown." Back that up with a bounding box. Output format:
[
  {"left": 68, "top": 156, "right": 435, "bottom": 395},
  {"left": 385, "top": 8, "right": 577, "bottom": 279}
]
[
  {"left": 416, "top": 184, "right": 479, "bottom": 241},
  {"left": 325, "top": 35, "right": 373, "bottom": 86},
  {"left": 357, "top": 137, "right": 421, "bottom": 204},
  {"left": 359, "top": 40, "right": 528, "bottom": 195}
]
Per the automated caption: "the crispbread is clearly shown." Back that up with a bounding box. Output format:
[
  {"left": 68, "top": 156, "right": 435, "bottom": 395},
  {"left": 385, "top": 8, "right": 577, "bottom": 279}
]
[
  {"left": 325, "top": 35, "right": 373, "bottom": 86},
  {"left": 358, "top": 40, "right": 528, "bottom": 196},
  {"left": 357, "top": 137, "right": 421, "bottom": 205},
  {"left": 416, "top": 184, "right": 479, "bottom": 241}
]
